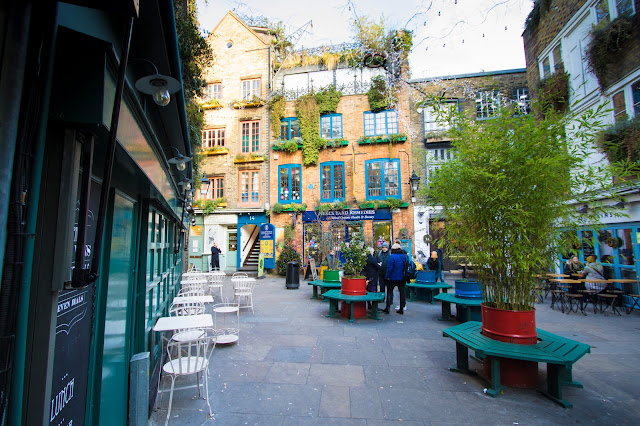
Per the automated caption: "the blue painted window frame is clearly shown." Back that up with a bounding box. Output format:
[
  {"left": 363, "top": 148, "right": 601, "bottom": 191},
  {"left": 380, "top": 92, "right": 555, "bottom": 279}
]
[
  {"left": 365, "top": 158, "right": 401, "bottom": 200},
  {"left": 280, "top": 117, "right": 300, "bottom": 141},
  {"left": 278, "top": 164, "right": 302, "bottom": 203},
  {"left": 363, "top": 110, "right": 398, "bottom": 136},
  {"left": 320, "top": 161, "right": 345, "bottom": 202},
  {"left": 320, "top": 114, "right": 343, "bottom": 139}
]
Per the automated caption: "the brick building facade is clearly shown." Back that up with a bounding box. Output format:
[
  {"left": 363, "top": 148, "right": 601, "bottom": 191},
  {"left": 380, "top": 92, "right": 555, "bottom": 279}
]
[
  {"left": 407, "top": 69, "right": 530, "bottom": 269},
  {"left": 522, "top": 0, "right": 640, "bottom": 283}
]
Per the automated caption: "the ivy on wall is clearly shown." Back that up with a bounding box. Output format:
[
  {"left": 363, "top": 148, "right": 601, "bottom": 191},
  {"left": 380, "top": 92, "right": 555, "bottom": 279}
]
[
  {"left": 269, "top": 94, "right": 286, "bottom": 140},
  {"left": 315, "top": 85, "right": 342, "bottom": 114},
  {"left": 367, "top": 75, "right": 396, "bottom": 112},
  {"left": 295, "top": 94, "right": 325, "bottom": 166}
]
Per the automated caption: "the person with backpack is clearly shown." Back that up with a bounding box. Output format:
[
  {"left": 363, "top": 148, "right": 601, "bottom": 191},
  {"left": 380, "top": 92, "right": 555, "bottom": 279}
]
[{"left": 383, "top": 243, "right": 407, "bottom": 314}]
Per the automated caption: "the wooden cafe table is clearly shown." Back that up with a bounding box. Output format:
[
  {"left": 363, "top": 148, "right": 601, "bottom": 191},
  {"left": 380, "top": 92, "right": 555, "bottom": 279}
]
[
  {"left": 607, "top": 278, "right": 638, "bottom": 293},
  {"left": 548, "top": 279, "right": 582, "bottom": 312}
]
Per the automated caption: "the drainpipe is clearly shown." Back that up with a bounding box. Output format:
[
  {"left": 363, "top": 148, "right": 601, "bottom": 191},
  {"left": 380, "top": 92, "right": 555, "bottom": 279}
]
[{"left": 9, "top": 4, "right": 58, "bottom": 425}]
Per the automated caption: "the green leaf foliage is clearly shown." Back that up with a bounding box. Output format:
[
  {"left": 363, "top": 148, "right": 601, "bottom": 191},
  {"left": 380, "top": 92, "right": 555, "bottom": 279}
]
[
  {"left": 295, "top": 94, "right": 324, "bottom": 166},
  {"left": 367, "top": 75, "right": 396, "bottom": 112},
  {"left": 276, "top": 246, "right": 302, "bottom": 276},
  {"left": 269, "top": 94, "right": 286, "bottom": 140},
  {"left": 340, "top": 230, "right": 368, "bottom": 277},
  {"left": 315, "top": 85, "right": 342, "bottom": 114},
  {"left": 425, "top": 98, "right": 632, "bottom": 311}
]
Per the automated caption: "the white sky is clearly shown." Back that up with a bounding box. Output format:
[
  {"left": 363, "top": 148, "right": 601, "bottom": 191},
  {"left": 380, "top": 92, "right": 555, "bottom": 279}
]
[{"left": 197, "top": 0, "right": 535, "bottom": 79}]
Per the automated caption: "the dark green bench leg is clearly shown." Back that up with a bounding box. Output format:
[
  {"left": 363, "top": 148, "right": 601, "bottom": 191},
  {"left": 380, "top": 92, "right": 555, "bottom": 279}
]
[
  {"left": 438, "top": 301, "right": 452, "bottom": 321},
  {"left": 463, "top": 305, "right": 471, "bottom": 323},
  {"left": 449, "top": 342, "right": 476, "bottom": 375},
  {"left": 369, "top": 301, "right": 382, "bottom": 321},
  {"left": 311, "top": 286, "right": 319, "bottom": 299},
  {"left": 558, "top": 365, "right": 582, "bottom": 388},
  {"left": 349, "top": 302, "right": 355, "bottom": 323},
  {"left": 539, "top": 363, "right": 572, "bottom": 408},
  {"left": 485, "top": 356, "right": 504, "bottom": 397},
  {"left": 326, "top": 299, "right": 338, "bottom": 318}
]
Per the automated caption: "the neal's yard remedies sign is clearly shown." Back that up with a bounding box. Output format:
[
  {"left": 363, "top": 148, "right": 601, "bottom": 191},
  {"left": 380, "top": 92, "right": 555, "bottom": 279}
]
[{"left": 50, "top": 179, "right": 100, "bottom": 425}]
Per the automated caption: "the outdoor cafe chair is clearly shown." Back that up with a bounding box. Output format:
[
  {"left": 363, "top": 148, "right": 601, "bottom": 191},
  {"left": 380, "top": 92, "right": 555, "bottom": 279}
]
[
  {"left": 169, "top": 301, "right": 205, "bottom": 317},
  {"left": 208, "top": 271, "right": 226, "bottom": 298},
  {"left": 177, "top": 286, "right": 205, "bottom": 297},
  {"left": 157, "top": 333, "right": 215, "bottom": 425},
  {"left": 233, "top": 279, "right": 255, "bottom": 314}
]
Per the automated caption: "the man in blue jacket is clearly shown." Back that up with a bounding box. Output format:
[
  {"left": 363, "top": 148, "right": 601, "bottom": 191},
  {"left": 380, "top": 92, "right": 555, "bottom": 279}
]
[{"left": 383, "top": 243, "right": 407, "bottom": 314}]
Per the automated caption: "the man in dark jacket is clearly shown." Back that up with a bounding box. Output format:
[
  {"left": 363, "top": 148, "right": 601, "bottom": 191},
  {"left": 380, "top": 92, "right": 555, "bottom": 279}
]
[
  {"left": 377, "top": 242, "right": 391, "bottom": 304},
  {"left": 211, "top": 243, "right": 222, "bottom": 271},
  {"left": 383, "top": 243, "right": 407, "bottom": 314}
]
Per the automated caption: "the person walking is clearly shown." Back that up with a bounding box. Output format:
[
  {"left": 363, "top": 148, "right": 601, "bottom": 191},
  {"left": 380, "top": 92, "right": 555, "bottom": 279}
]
[
  {"left": 363, "top": 247, "right": 379, "bottom": 309},
  {"left": 383, "top": 243, "right": 407, "bottom": 314},
  {"left": 211, "top": 242, "right": 222, "bottom": 271},
  {"left": 377, "top": 242, "right": 391, "bottom": 307}
]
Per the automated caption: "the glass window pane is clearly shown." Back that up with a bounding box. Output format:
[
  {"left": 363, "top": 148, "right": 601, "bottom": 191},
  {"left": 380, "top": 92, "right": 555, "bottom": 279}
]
[
  {"left": 321, "top": 165, "right": 331, "bottom": 199},
  {"left": 291, "top": 167, "right": 300, "bottom": 200},
  {"left": 384, "top": 162, "right": 399, "bottom": 197},
  {"left": 617, "top": 228, "right": 634, "bottom": 265},
  {"left": 242, "top": 123, "right": 249, "bottom": 152},
  {"left": 291, "top": 120, "right": 300, "bottom": 138},
  {"left": 596, "top": 0, "right": 610, "bottom": 23},
  {"left": 334, "top": 164, "right": 344, "bottom": 198},
  {"left": 542, "top": 57, "right": 551, "bottom": 78},
  {"left": 364, "top": 114, "right": 375, "bottom": 136},
  {"left": 251, "top": 172, "right": 259, "bottom": 202},
  {"left": 279, "top": 168, "right": 288, "bottom": 201},
  {"left": 367, "top": 163, "right": 382, "bottom": 197},
  {"left": 332, "top": 116, "right": 342, "bottom": 138},
  {"left": 552, "top": 44, "right": 563, "bottom": 71},
  {"left": 612, "top": 91, "right": 627, "bottom": 122},
  {"left": 280, "top": 122, "right": 288, "bottom": 140},
  {"left": 387, "top": 111, "right": 398, "bottom": 134},
  {"left": 616, "top": 0, "right": 634, "bottom": 17},
  {"left": 321, "top": 116, "right": 331, "bottom": 139},
  {"left": 375, "top": 113, "right": 386, "bottom": 135},
  {"left": 252, "top": 122, "right": 260, "bottom": 152}
]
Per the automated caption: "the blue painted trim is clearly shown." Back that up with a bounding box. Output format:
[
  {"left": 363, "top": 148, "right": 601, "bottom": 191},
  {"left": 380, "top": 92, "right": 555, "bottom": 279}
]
[
  {"left": 277, "top": 164, "right": 302, "bottom": 204},
  {"left": 319, "top": 161, "right": 345, "bottom": 202},
  {"left": 364, "top": 158, "right": 402, "bottom": 200},
  {"left": 280, "top": 117, "right": 300, "bottom": 140},
  {"left": 320, "top": 114, "right": 343, "bottom": 139},
  {"left": 363, "top": 110, "right": 397, "bottom": 136}
]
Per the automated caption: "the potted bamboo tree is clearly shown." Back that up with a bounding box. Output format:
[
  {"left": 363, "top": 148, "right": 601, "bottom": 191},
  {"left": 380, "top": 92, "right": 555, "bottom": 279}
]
[
  {"left": 339, "top": 229, "right": 369, "bottom": 319},
  {"left": 427, "top": 99, "right": 630, "bottom": 387}
]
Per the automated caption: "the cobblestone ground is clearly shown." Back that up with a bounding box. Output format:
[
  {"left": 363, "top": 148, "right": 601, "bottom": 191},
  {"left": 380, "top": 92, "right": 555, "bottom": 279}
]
[{"left": 149, "top": 273, "right": 640, "bottom": 425}]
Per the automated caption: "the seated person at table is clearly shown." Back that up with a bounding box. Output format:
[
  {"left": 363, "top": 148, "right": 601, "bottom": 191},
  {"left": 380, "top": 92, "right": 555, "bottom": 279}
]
[
  {"left": 578, "top": 255, "right": 606, "bottom": 290},
  {"left": 563, "top": 256, "right": 583, "bottom": 276}
]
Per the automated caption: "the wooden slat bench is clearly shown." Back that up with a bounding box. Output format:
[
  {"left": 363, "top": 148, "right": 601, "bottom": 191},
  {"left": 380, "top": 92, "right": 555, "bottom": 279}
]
[
  {"left": 307, "top": 279, "right": 341, "bottom": 300},
  {"left": 322, "top": 289, "right": 385, "bottom": 323},
  {"left": 406, "top": 282, "right": 453, "bottom": 303},
  {"left": 442, "top": 321, "right": 590, "bottom": 408},
  {"left": 433, "top": 293, "right": 483, "bottom": 322}
]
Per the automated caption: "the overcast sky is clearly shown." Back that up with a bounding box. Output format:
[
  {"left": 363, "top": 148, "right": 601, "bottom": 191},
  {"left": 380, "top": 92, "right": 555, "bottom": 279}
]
[{"left": 197, "top": 0, "right": 534, "bottom": 79}]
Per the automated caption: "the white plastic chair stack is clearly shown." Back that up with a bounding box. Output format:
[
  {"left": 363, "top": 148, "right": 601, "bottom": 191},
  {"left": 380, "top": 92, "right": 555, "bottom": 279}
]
[{"left": 157, "top": 333, "right": 214, "bottom": 425}]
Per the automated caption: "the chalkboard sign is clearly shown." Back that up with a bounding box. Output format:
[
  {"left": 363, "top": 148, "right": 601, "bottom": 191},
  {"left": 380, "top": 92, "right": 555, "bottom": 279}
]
[
  {"left": 49, "top": 178, "right": 100, "bottom": 425},
  {"left": 304, "top": 258, "right": 318, "bottom": 281}
]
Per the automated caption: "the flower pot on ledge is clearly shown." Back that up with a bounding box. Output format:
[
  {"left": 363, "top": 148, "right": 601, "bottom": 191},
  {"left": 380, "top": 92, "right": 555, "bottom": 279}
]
[{"left": 481, "top": 303, "right": 538, "bottom": 388}]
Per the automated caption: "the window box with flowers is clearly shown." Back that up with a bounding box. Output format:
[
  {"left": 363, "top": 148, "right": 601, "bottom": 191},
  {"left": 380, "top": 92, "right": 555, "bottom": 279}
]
[
  {"left": 202, "top": 146, "right": 229, "bottom": 156},
  {"left": 358, "top": 199, "right": 409, "bottom": 209},
  {"left": 233, "top": 95, "right": 267, "bottom": 109},
  {"left": 201, "top": 99, "right": 224, "bottom": 110},
  {"left": 234, "top": 154, "right": 265, "bottom": 164},
  {"left": 272, "top": 203, "right": 307, "bottom": 213},
  {"left": 357, "top": 133, "right": 407, "bottom": 145}
]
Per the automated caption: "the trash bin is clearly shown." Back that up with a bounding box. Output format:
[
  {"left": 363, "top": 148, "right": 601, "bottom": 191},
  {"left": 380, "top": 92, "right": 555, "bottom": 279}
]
[{"left": 285, "top": 262, "right": 300, "bottom": 289}]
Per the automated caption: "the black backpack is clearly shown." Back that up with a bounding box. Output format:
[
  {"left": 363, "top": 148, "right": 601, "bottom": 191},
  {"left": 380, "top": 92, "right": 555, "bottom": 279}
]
[{"left": 404, "top": 256, "right": 417, "bottom": 282}]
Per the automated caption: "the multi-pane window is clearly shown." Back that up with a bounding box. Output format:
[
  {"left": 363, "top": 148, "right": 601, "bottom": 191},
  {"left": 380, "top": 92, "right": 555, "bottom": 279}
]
[
  {"left": 320, "top": 114, "right": 343, "bottom": 139},
  {"left": 198, "top": 177, "right": 224, "bottom": 200},
  {"left": 320, "top": 162, "right": 345, "bottom": 201},
  {"left": 241, "top": 78, "right": 261, "bottom": 100},
  {"left": 632, "top": 80, "right": 640, "bottom": 116},
  {"left": 538, "top": 43, "right": 563, "bottom": 79},
  {"left": 423, "top": 101, "right": 457, "bottom": 134},
  {"left": 280, "top": 118, "right": 301, "bottom": 140},
  {"left": 597, "top": 0, "right": 635, "bottom": 23},
  {"left": 278, "top": 165, "right": 301, "bottom": 203},
  {"left": 241, "top": 121, "right": 260, "bottom": 153},
  {"left": 364, "top": 110, "right": 398, "bottom": 136},
  {"left": 365, "top": 159, "right": 401, "bottom": 200},
  {"left": 612, "top": 91, "right": 627, "bottom": 122},
  {"left": 516, "top": 88, "right": 530, "bottom": 115},
  {"left": 425, "top": 148, "right": 455, "bottom": 188},
  {"left": 240, "top": 170, "right": 259, "bottom": 205},
  {"left": 201, "top": 128, "right": 225, "bottom": 148},
  {"left": 476, "top": 91, "right": 503, "bottom": 119},
  {"left": 203, "top": 82, "right": 221, "bottom": 101}
]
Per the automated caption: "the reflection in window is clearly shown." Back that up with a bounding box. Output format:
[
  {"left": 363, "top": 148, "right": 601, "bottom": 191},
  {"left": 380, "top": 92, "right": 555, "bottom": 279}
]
[
  {"left": 320, "top": 162, "right": 344, "bottom": 201},
  {"left": 278, "top": 164, "right": 301, "bottom": 203}
]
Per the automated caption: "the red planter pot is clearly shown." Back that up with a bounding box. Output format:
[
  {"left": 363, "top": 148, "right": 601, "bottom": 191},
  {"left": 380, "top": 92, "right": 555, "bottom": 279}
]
[
  {"left": 481, "top": 303, "right": 538, "bottom": 388},
  {"left": 341, "top": 277, "right": 367, "bottom": 319}
]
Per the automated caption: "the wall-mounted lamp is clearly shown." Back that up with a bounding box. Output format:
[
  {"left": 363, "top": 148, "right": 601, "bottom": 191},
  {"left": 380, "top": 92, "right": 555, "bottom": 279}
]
[
  {"left": 134, "top": 60, "right": 181, "bottom": 107},
  {"left": 166, "top": 146, "right": 191, "bottom": 171},
  {"left": 178, "top": 178, "right": 193, "bottom": 191},
  {"left": 200, "top": 172, "right": 210, "bottom": 197},
  {"left": 185, "top": 204, "right": 195, "bottom": 216},
  {"left": 409, "top": 170, "right": 421, "bottom": 203}
]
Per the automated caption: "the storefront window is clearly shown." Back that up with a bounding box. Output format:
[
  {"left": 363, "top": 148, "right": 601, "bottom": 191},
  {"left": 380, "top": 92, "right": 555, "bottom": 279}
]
[
  {"left": 374, "top": 221, "right": 391, "bottom": 249},
  {"left": 618, "top": 228, "right": 635, "bottom": 266},
  {"left": 304, "top": 223, "right": 321, "bottom": 266}
]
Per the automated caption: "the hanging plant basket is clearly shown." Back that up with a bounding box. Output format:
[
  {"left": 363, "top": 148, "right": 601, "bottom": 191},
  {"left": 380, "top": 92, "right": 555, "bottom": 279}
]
[{"left": 606, "top": 236, "right": 623, "bottom": 249}]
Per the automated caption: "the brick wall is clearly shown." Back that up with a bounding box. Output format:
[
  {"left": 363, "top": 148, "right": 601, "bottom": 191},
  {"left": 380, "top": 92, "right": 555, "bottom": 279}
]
[{"left": 201, "top": 12, "right": 271, "bottom": 209}]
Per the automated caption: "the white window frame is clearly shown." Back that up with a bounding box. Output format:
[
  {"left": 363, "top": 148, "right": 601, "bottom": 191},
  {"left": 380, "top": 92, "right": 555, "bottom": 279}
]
[
  {"left": 475, "top": 91, "right": 503, "bottom": 119},
  {"left": 425, "top": 148, "right": 455, "bottom": 188},
  {"left": 538, "top": 42, "right": 563, "bottom": 80},
  {"left": 203, "top": 82, "right": 221, "bottom": 101},
  {"left": 423, "top": 101, "right": 458, "bottom": 134},
  {"left": 605, "top": 70, "right": 640, "bottom": 122},
  {"left": 241, "top": 78, "right": 261, "bottom": 100},
  {"left": 596, "top": 0, "right": 635, "bottom": 24}
]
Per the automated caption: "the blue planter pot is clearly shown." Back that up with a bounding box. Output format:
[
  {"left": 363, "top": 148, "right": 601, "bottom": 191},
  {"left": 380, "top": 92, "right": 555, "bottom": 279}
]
[{"left": 455, "top": 280, "right": 482, "bottom": 299}]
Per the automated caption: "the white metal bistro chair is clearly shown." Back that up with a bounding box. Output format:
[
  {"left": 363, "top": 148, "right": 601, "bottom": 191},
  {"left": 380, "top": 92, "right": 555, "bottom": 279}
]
[
  {"left": 157, "top": 333, "right": 215, "bottom": 425},
  {"left": 208, "top": 271, "right": 226, "bottom": 298},
  {"left": 169, "top": 301, "right": 205, "bottom": 317},
  {"left": 211, "top": 298, "right": 240, "bottom": 345},
  {"left": 177, "top": 285, "right": 205, "bottom": 297},
  {"left": 233, "top": 278, "right": 255, "bottom": 314}
]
